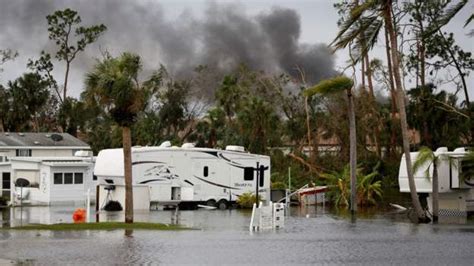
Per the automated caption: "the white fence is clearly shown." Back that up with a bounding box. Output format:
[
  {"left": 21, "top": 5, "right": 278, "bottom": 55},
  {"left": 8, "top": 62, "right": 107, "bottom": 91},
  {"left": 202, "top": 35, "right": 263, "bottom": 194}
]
[{"left": 249, "top": 201, "right": 285, "bottom": 231}]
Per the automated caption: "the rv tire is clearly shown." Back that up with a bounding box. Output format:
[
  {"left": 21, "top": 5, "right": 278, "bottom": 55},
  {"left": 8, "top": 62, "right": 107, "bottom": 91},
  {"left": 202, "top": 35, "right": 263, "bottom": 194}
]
[
  {"left": 205, "top": 199, "right": 216, "bottom": 207},
  {"left": 217, "top": 200, "right": 228, "bottom": 210}
]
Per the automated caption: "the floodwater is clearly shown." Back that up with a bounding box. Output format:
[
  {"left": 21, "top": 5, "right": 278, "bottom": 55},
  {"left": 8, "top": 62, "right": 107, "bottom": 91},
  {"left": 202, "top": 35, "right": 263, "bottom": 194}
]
[{"left": 1, "top": 205, "right": 474, "bottom": 265}]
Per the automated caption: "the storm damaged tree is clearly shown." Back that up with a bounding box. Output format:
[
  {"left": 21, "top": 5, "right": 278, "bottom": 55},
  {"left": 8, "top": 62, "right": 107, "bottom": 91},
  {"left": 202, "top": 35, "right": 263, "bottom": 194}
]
[
  {"left": 47, "top": 8, "right": 106, "bottom": 102},
  {"left": 305, "top": 76, "right": 357, "bottom": 214},
  {"left": 332, "top": 0, "right": 429, "bottom": 223}
]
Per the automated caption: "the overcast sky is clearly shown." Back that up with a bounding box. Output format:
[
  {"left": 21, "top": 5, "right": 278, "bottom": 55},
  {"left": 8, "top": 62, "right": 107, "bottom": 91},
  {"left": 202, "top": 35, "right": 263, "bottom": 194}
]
[{"left": 0, "top": 0, "right": 472, "bottom": 100}]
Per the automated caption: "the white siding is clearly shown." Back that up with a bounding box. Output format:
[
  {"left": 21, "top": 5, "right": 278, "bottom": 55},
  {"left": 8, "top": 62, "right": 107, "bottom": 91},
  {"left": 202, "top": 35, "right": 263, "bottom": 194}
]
[
  {"left": 32, "top": 149, "right": 75, "bottom": 157},
  {"left": 49, "top": 166, "right": 92, "bottom": 203},
  {"left": 15, "top": 170, "right": 39, "bottom": 184}
]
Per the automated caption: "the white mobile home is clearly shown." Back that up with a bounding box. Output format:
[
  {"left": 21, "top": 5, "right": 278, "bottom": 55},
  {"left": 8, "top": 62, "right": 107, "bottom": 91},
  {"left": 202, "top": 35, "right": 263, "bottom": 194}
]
[
  {"left": 6, "top": 157, "right": 95, "bottom": 206},
  {"left": 94, "top": 143, "right": 271, "bottom": 210},
  {"left": 0, "top": 132, "right": 92, "bottom": 204},
  {"left": 399, "top": 147, "right": 474, "bottom": 216}
]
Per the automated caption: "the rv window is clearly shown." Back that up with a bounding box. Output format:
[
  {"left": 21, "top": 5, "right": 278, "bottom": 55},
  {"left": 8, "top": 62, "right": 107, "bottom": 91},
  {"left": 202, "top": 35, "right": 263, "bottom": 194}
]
[
  {"left": 54, "top": 173, "right": 63, "bottom": 184},
  {"left": 64, "top": 173, "right": 73, "bottom": 184},
  {"left": 93, "top": 175, "right": 97, "bottom": 181},
  {"left": 244, "top": 167, "right": 254, "bottom": 181},
  {"left": 259, "top": 166, "right": 265, "bottom": 187},
  {"left": 74, "top": 173, "right": 83, "bottom": 184},
  {"left": 203, "top": 166, "right": 209, "bottom": 177}
]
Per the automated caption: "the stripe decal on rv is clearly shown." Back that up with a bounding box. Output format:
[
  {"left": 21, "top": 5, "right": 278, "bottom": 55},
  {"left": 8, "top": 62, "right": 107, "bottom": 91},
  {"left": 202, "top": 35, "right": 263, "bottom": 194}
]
[
  {"left": 193, "top": 175, "right": 241, "bottom": 190},
  {"left": 218, "top": 153, "right": 243, "bottom": 166},
  {"left": 132, "top": 161, "right": 165, "bottom": 165},
  {"left": 464, "top": 179, "right": 474, "bottom": 186},
  {"left": 138, "top": 179, "right": 167, "bottom": 184}
]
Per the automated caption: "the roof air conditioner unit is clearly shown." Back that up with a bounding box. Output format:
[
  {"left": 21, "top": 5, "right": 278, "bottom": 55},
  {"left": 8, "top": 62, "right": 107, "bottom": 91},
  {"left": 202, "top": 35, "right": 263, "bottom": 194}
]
[
  {"left": 159, "top": 141, "right": 172, "bottom": 148},
  {"left": 225, "top": 145, "right": 245, "bottom": 152},
  {"left": 181, "top": 143, "right": 195, "bottom": 149}
]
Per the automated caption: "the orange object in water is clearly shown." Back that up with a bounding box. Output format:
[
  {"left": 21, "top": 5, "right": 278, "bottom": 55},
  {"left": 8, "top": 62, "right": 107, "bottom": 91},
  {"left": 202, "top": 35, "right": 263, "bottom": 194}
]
[{"left": 72, "top": 208, "right": 86, "bottom": 223}]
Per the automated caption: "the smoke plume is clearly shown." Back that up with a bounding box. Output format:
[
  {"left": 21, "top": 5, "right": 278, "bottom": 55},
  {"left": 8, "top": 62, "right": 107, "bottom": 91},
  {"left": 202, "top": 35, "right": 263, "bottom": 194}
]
[{"left": 0, "top": 0, "right": 336, "bottom": 98}]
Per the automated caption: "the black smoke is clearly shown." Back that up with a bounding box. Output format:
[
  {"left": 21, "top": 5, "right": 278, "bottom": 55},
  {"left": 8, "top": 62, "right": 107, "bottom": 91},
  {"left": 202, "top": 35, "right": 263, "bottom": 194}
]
[{"left": 0, "top": 0, "right": 336, "bottom": 97}]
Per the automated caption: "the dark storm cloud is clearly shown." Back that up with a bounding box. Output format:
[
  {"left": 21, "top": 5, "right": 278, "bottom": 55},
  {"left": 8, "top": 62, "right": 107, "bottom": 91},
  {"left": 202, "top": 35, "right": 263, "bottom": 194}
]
[{"left": 0, "top": 0, "right": 336, "bottom": 96}]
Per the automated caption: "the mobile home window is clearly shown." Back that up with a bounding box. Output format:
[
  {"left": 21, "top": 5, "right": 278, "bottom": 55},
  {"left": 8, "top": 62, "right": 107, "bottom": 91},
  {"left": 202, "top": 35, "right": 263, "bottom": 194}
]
[
  {"left": 203, "top": 166, "right": 209, "bottom": 177},
  {"left": 2, "top": 173, "right": 11, "bottom": 189},
  {"left": 244, "top": 167, "right": 254, "bottom": 181},
  {"left": 64, "top": 173, "right": 73, "bottom": 184},
  {"left": 74, "top": 173, "right": 83, "bottom": 184},
  {"left": 54, "top": 173, "right": 63, "bottom": 184},
  {"left": 16, "top": 149, "right": 32, "bottom": 157},
  {"left": 54, "top": 172, "right": 84, "bottom": 185}
]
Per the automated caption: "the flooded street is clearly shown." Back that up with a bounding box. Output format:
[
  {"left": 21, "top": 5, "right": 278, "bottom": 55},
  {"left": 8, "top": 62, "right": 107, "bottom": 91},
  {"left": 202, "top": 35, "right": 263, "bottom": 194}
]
[{"left": 1, "top": 205, "right": 474, "bottom": 265}]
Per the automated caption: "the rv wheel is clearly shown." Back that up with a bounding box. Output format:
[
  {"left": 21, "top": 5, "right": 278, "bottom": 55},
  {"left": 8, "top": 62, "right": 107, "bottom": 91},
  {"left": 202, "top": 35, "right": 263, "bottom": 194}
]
[
  {"left": 217, "top": 200, "right": 228, "bottom": 210},
  {"left": 206, "top": 199, "right": 216, "bottom": 207}
]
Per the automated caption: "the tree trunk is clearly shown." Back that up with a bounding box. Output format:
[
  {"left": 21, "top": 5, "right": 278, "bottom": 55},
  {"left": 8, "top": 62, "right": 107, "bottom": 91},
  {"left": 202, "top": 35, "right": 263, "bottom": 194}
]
[
  {"left": 385, "top": 26, "right": 398, "bottom": 158},
  {"left": 419, "top": 40, "right": 426, "bottom": 87},
  {"left": 305, "top": 96, "right": 314, "bottom": 163},
  {"left": 63, "top": 62, "right": 70, "bottom": 102},
  {"left": 414, "top": 2, "right": 426, "bottom": 88},
  {"left": 361, "top": 55, "right": 366, "bottom": 89},
  {"left": 123, "top": 126, "right": 134, "bottom": 224},
  {"left": 384, "top": 0, "right": 427, "bottom": 222},
  {"left": 432, "top": 161, "right": 439, "bottom": 222},
  {"left": 365, "top": 54, "right": 381, "bottom": 158},
  {"left": 347, "top": 89, "right": 357, "bottom": 214},
  {"left": 365, "top": 54, "right": 374, "bottom": 98}
]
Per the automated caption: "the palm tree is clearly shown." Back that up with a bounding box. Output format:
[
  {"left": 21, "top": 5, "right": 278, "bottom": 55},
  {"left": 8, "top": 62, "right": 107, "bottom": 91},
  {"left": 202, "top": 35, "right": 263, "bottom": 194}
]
[
  {"left": 84, "top": 53, "right": 147, "bottom": 224},
  {"left": 412, "top": 147, "right": 442, "bottom": 222},
  {"left": 320, "top": 164, "right": 382, "bottom": 207},
  {"left": 357, "top": 167, "right": 383, "bottom": 206},
  {"left": 305, "top": 76, "right": 357, "bottom": 214},
  {"left": 331, "top": 0, "right": 429, "bottom": 222}
]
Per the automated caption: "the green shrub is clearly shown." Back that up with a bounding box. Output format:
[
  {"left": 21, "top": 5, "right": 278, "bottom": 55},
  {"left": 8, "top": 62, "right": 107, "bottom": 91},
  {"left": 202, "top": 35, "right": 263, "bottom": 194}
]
[
  {"left": 236, "top": 192, "right": 262, "bottom": 209},
  {"left": 271, "top": 181, "right": 287, "bottom": 190}
]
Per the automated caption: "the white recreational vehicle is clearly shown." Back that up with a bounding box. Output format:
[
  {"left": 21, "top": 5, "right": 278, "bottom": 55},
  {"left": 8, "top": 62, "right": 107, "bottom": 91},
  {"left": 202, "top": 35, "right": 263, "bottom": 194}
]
[
  {"left": 94, "top": 143, "right": 271, "bottom": 210},
  {"left": 398, "top": 147, "right": 474, "bottom": 216}
]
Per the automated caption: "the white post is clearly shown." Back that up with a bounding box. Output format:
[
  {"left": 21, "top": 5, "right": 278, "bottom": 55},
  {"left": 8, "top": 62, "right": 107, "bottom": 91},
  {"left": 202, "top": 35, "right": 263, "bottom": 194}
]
[
  {"left": 249, "top": 203, "right": 257, "bottom": 232},
  {"left": 287, "top": 167, "right": 291, "bottom": 216},
  {"left": 86, "top": 188, "right": 91, "bottom": 223}
]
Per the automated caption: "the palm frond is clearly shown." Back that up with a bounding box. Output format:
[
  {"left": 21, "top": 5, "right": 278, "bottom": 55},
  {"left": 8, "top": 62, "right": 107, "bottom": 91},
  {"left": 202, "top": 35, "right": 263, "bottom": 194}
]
[
  {"left": 331, "top": 2, "right": 370, "bottom": 48},
  {"left": 304, "top": 76, "right": 353, "bottom": 97},
  {"left": 351, "top": 18, "right": 383, "bottom": 63},
  {"left": 465, "top": 13, "right": 474, "bottom": 27},
  {"left": 425, "top": 0, "right": 468, "bottom": 35},
  {"left": 413, "top": 146, "right": 435, "bottom": 179}
]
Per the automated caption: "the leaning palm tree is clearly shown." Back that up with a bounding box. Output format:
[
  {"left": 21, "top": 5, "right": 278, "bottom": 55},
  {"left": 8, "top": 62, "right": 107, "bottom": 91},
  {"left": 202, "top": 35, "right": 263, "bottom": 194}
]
[
  {"left": 412, "top": 147, "right": 442, "bottom": 222},
  {"left": 305, "top": 76, "right": 357, "bottom": 214},
  {"left": 84, "top": 53, "right": 147, "bottom": 224}
]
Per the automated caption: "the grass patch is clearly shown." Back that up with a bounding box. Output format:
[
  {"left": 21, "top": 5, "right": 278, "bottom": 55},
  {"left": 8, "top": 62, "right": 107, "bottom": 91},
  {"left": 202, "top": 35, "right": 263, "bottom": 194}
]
[{"left": 3, "top": 222, "right": 188, "bottom": 231}]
